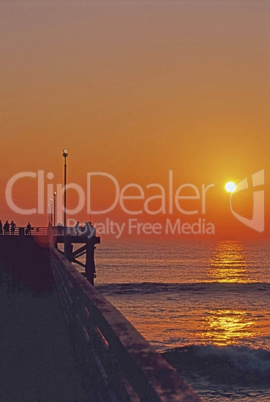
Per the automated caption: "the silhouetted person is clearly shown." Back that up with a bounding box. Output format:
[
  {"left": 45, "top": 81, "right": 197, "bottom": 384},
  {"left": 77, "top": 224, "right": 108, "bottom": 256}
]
[
  {"left": 4, "top": 221, "right": 9, "bottom": 235},
  {"left": 85, "top": 222, "right": 96, "bottom": 238},
  {"left": 0, "top": 220, "right": 2, "bottom": 235},
  {"left": 26, "top": 222, "right": 32, "bottom": 235},
  {"left": 75, "top": 221, "right": 80, "bottom": 236},
  {"left": 57, "top": 223, "right": 63, "bottom": 236},
  {"left": 11, "top": 220, "right": 16, "bottom": 235}
]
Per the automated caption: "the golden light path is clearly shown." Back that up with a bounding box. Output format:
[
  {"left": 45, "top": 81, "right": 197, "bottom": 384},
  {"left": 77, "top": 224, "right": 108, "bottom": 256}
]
[
  {"left": 202, "top": 241, "right": 256, "bottom": 346},
  {"left": 202, "top": 309, "right": 256, "bottom": 346}
]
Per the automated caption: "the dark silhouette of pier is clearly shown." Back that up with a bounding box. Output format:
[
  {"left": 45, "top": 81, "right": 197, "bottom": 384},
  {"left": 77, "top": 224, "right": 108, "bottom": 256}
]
[
  {"left": 0, "top": 236, "right": 90, "bottom": 402},
  {"left": 0, "top": 225, "right": 100, "bottom": 285},
  {"left": 0, "top": 230, "right": 201, "bottom": 401}
]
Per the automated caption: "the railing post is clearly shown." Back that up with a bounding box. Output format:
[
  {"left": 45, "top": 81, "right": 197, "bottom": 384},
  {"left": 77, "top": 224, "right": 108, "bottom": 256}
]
[{"left": 85, "top": 241, "right": 95, "bottom": 285}]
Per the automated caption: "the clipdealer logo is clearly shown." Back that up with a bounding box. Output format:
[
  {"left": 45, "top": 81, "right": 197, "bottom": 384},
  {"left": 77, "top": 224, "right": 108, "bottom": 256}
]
[
  {"left": 229, "top": 169, "right": 265, "bottom": 233},
  {"left": 4, "top": 170, "right": 215, "bottom": 218},
  {"left": 4, "top": 170, "right": 216, "bottom": 236},
  {"left": 4, "top": 169, "right": 265, "bottom": 234}
]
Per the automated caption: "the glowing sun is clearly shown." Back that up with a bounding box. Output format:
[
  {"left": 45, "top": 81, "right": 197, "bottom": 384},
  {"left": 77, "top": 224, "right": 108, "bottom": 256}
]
[{"left": 225, "top": 181, "right": 236, "bottom": 193}]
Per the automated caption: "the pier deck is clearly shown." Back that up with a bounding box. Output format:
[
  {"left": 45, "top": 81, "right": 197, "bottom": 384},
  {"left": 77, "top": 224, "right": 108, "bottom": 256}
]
[
  {"left": 0, "top": 286, "right": 91, "bottom": 402},
  {"left": 0, "top": 231, "right": 201, "bottom": 401},
  {"left": 0, "top": 236, "right": 92, "bottom": 402}
]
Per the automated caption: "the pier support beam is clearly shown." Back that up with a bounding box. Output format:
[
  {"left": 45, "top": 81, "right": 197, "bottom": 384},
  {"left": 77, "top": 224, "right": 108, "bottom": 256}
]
[
  {"left": 59, "top": 236, "right": 100, "bottom": 285},
  {"left": 85, "top": 243, "right": 96, "bottom": 285}
]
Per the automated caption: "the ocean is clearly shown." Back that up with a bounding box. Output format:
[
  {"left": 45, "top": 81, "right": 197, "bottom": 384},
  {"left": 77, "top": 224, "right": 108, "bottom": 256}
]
[{"left": 81, "top": 239, "right": 270, "bottom": 401}]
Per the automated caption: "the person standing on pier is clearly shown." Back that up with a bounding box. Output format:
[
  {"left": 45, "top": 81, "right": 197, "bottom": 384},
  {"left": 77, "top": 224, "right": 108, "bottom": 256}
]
[
  {"left": 11, "top": 220, "right": 16, "bottom": 235},
  {"left": 26, "top": 222, "right": 32, "bottom": 235},
  {"left": 4, "top": 221, "right": 9, "bottom": 235},
  {"left": 57, "top": 223, "right": 63, "bottom": 236},
  {"left": 85, "top": 221, "right": 96, "bottom": 238},
  {"left": 75, "top": 221, "right": 80, "bottom": 236}
]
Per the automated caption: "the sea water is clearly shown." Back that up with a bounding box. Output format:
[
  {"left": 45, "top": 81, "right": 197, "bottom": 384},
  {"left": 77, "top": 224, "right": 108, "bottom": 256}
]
[{"left": 80, "top": 239, "right": 270, "bottom": 400}]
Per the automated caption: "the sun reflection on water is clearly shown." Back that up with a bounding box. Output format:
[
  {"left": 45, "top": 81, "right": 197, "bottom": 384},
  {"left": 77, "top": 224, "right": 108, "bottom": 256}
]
[
  {"left": 202, "top": 309, "right": 256, "bottom": 346},
  {"left": 208, "top": 241, "right": 251, "bottom": 283},
  {"left": 202, "top": 242, "right": 257, "bottom": 346}
]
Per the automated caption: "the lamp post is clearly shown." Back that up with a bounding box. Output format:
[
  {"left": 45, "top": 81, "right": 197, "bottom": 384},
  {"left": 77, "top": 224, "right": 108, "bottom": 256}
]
[
  {"left": 53, "top": 191, "right": 56, "bottom": 227},
  {"left": 49, "top": 199, "right": 53, "bottom": 225},
  {"left": 63, "top": 148, "right": 68, "bottom": 233},
  {"left": 48, "top": 204, "right": 50, "bottom": 225}
]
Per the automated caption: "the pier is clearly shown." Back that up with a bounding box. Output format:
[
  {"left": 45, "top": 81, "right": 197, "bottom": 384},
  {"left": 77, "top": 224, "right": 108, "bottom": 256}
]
[
  {"left": 0, "top": 228, "right": 201, "bottom": 401},
  {"left": 1, "top": 225, "right": 100, "bottom": 285}
]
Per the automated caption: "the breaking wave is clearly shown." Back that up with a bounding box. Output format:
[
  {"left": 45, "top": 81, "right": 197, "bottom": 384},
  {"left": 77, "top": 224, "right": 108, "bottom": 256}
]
[
  {"left": 163, "top": 344, "right": 270, "bottom": 387},
  {"left": 96, "top": 282, "right": 270, "bottom": 296}
]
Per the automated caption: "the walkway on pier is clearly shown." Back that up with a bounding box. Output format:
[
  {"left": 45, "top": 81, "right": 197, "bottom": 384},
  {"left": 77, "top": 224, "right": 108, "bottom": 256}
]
[
  {"left": 0, "top": 236, "right": 91, "bottom": 402},
  {"left": 0, "top": 233, "right": 201, "bottom": 401},
  {"left": 0, "top": 283, "right": 91, "bottom": 402}
]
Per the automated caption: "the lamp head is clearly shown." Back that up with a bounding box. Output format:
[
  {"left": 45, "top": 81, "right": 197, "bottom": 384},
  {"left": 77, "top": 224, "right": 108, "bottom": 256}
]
[{"left": 63, "top": 148, "right": 68, "bottom": 158}]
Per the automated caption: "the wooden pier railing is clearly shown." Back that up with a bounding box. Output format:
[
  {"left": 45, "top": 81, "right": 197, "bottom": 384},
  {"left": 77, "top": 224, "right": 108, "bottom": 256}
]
[
  {"left": 0, "top": 226, "right": 49, "bottom": 236},
  {"left": 50, "top": 246, "right": 201, "bottom": 401},
  {"left": 0, "top": 228, "right": 201, "bottom": 399},
  {"left": 0, "top": 226, "right": 95, "bottom": 237}
]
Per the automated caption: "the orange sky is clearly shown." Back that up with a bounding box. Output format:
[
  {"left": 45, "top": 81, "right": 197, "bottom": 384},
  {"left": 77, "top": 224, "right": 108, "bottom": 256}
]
[{"left": 1, "top": 1, "right": 270, "bottom": 239}]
